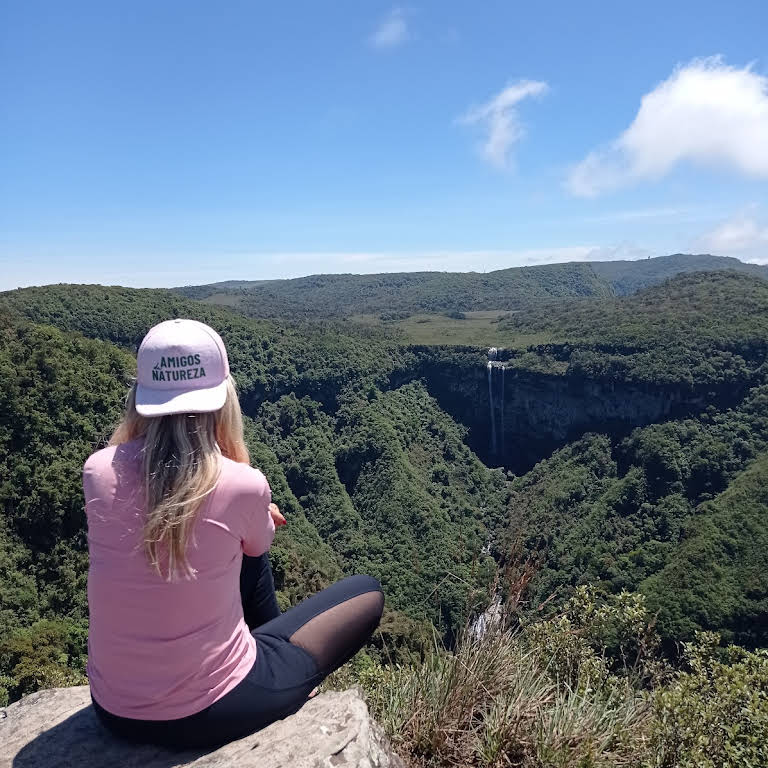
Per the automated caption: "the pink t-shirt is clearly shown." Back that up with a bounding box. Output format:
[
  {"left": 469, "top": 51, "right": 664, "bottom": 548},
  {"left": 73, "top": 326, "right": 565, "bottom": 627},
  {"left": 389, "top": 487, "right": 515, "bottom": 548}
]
[{"left": 84, "top": 438, "right": 275, "bottom": 720}]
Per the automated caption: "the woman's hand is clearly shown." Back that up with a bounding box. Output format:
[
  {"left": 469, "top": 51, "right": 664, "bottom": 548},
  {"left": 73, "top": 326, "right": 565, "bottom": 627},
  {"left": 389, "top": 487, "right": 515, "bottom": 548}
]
[{"left": 269, "top": 502, "right": 287, "bottom": 527}]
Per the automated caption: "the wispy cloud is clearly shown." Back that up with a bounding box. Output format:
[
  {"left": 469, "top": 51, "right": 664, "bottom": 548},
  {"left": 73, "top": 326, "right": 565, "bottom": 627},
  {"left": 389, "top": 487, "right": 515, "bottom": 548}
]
[
  {"left": 582, "top": 243, "right": 655, "bottom": 262},
  {"left": 369, "top": 8, "right": 409, "bottom": 50},
  {"left": 567, "top": 57, "right": 768, "bottom": 197},
  {"left": 696, "top": 209, "right": 768, "bottom": 260},
  {"left": 576, "top": 206, "right": 696, "bottom": 224},
  {"left": 336, "top": 246, "right": 596, "bottom": 272},
  {"left": 459, "top": 80, "right": 548, "bottom": 169}
]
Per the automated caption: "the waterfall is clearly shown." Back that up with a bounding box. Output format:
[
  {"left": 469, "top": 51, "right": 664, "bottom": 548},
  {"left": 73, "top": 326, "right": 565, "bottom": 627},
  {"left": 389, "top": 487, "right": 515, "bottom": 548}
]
[
  {"left": 487, "top": 361, "right": 497, "bottom": 455},
  {"left": 487, "top": 348, "right": 498, "bottom": 455},
  {"left": 500, "top": 365, "right": 505, "bottom": 456},
  {"left": 470, "top": 594, "right": 503, "bottom": 639}
]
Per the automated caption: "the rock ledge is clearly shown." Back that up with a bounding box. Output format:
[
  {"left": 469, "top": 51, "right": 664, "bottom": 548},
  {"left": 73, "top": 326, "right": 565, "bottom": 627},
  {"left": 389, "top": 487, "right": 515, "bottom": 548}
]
[{"left": 0, "top": 686, "right": 403, "bottom": 768}]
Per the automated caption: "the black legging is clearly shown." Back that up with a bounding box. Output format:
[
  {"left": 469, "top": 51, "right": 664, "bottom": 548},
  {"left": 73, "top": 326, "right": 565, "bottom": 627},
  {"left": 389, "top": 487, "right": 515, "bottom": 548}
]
[{"left": 93, "top": 555, "right": 384, "bottom": 749}]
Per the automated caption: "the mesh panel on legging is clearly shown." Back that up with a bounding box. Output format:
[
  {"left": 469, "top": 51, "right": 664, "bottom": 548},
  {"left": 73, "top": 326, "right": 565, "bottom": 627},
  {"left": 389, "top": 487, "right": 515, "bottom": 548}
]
[{"left": 288, "top": 589, "right": 385, "bottom": 674}]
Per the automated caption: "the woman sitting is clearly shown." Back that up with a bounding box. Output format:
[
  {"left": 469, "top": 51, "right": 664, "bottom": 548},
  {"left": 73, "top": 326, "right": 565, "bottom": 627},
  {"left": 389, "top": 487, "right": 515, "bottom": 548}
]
[{"left": 84, "top": 318, "right": 384, "bottom": 748}]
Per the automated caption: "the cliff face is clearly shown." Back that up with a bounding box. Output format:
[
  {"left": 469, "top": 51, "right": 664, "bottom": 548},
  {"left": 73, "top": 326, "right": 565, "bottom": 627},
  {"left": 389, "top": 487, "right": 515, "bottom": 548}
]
[
  {"left": 408, "top": 353, "right": 709, "bottom": 474},
  {"left": 0, "top": 687, "right": 403, "bottom": 768}
]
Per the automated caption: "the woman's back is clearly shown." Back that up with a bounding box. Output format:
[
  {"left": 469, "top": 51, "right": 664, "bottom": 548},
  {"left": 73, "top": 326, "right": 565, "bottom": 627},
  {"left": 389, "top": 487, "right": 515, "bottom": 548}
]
[
  {"left": 85, "top": 437, "right": 274, "bottom": 720},
  {"left": 86, "top": 319, "right": 383, "bottom": 749}
]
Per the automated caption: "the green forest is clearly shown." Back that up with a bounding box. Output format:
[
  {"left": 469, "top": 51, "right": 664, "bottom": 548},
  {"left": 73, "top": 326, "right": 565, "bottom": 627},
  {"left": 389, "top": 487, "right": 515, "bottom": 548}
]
[
  {"left": 1, "top": 258, "right": 767, "bottom": 765},
  {"left": 0, "top": 284, "right": 508, "bottom": 703},
  {"left": 174, "top": 252, "right": 768, "bottom": 317}
]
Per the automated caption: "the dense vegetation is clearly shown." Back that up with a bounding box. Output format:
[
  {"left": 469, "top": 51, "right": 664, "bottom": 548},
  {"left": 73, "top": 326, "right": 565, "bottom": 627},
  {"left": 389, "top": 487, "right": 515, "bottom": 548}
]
[
  {"left": 329, "top": 588, "right": 768, "bottom": 768},
  {"left": 501, "top": 270, "right": 768, "bottom": 389},
  {"left": 589, "top": 252, "right": 767, "bottom": 295},
  {"left": 174, "top": 253, "right": 767, "bottom": 318},
  {"left": 506, "top": 388, "right": 768, "bottom": 648},
  {"left": 175, "top": 261, "right": 611, "bottom": 317},
  {"left": 0, "top": 283, "right": 414, "bottom": 411},
  {"left": 1, "top": 266, "right": 767, "bottom": 766},
  {"left": 0, "top": 288, "right": 507, "bottom": 704},
  {"left": 0, "top": 316, "right": 133, "bottom": 701}
]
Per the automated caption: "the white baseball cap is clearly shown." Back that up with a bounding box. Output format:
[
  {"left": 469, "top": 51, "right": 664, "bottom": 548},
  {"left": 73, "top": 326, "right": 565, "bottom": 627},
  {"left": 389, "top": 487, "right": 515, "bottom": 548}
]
[{"left": 135, "top": 319, "right": 230, "bottom": 417}]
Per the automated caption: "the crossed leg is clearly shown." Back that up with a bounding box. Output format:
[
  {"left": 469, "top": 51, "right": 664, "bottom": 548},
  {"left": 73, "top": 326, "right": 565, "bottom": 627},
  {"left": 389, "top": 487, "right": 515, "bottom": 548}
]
[{"left": 240, "top": 554, "right": 384, "bottom": 676}]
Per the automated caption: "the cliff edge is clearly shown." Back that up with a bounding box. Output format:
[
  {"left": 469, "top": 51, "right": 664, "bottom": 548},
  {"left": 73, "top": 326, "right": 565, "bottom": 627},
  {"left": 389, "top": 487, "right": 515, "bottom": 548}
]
[{"left": 0, "top": 686, "right": 403, "bottom": 768}]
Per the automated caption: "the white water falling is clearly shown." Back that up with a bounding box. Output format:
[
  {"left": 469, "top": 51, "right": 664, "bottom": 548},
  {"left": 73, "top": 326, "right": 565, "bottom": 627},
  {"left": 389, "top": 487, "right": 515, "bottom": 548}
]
[
  {"left": 487, "top": 361, "right": 497, "bottom": 455},
  {"left": 470, "top": 594, "right": 503, "bottom": 639},
  {"left": 500, "top": 365, "right": 505, "bottom": 456},
  {"left": 487, "top": 348, "right": 498, "bottom": 455}
]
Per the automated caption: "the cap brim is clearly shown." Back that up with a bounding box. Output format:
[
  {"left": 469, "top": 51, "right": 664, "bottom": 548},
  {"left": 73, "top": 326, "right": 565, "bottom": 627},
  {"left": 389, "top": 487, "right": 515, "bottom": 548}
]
[{"left": 135, "top": 380, "right": 228, "bottom": 417}]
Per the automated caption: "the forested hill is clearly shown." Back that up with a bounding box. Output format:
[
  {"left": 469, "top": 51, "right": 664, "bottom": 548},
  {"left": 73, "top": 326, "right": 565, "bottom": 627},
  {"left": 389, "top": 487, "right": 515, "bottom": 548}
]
[
  {"left": 1, "top": 269, "right": 768, "bottom": 709},
  {"left": 173, "top": 253, "right": 767, "bottom": 318},
  {"left": 590, "top": 252, "right": 768, "bottom": 295},
  {"left": 0, "top": 285, "right": 507, "bottom": 705}
]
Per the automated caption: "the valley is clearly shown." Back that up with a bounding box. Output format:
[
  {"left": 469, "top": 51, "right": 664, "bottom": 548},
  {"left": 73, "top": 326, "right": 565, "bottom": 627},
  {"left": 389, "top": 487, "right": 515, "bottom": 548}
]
[{"left": 1, "top": 255, "right": 767, "bottom": 710}]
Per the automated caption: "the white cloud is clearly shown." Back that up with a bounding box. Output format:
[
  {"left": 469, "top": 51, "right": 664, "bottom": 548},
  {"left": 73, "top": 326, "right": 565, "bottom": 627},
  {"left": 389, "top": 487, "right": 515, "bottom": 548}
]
[
  {"left": 696, "top": 211, "right": 768, "bottom": 260},
  {"left": 567, "top": 57, "right": 768, "bottom": 197},
  {"left": 582, "top": 243, "right": 655, "bottom": 262},
  {"left": 576, "top": 206, "right": 696, "bottom": 224},
  {"left": 369, "top": 8, "right": 409, "bottom": 49},
  {"left": 459, "top": 80, "right": 548, "bottom": 169}
]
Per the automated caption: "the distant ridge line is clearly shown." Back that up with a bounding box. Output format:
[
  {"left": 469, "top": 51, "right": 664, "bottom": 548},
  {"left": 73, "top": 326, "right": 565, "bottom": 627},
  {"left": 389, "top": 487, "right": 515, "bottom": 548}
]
[{"left": 171, "top": 254, "right": 768, "bottom": 319}]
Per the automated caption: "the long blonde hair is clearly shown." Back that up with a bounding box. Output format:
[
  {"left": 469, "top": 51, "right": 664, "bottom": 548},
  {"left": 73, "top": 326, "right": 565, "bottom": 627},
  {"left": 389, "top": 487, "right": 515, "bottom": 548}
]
[{"left": 110, "top": 375, "right": 249, "bottom": 581}]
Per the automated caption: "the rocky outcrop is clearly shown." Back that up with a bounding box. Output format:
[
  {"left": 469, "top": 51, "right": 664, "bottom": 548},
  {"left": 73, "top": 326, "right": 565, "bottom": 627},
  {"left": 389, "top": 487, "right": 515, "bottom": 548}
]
[
  {"left": 409, "top": 350, "right": 706, "bottom": 473},
  {"left": 0, "top": 686, "right": 404, "bottom": 768}
]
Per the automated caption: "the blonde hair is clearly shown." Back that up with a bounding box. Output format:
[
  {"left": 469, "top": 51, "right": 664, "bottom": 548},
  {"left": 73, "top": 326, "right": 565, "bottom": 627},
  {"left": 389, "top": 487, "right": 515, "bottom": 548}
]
[{"left": 110, "top": 375, "right": 249, "bottom": 581}]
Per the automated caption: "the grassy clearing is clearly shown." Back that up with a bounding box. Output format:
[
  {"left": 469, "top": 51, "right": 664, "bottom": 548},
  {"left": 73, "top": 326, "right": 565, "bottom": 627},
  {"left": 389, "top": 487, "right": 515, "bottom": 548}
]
[
  {"left": 350, "top": 311, "right": 551, "bottom": 348},
  {"left": 199, "top": 292, "right": 242, "bottom": 307}
]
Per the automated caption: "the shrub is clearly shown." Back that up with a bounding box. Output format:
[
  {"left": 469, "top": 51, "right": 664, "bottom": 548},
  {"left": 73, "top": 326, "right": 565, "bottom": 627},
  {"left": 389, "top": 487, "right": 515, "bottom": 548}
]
[
  {"left": 0, "top": 619, "right": 88, "bottom": 704},
  {"left": 329, "top": 590, "right": 768, "bottom": 768},
  {"left": 330, "top": 592, "right": 651, "bottom": 767},
  {"left": 644, "top": 632, "right": 768, "bottom": 768}
]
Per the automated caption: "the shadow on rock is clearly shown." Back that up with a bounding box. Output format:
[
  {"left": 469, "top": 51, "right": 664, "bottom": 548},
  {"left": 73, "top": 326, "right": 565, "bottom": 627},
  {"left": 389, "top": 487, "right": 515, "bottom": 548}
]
[{"left": 11, "top": 704, "right": 205, "bottom": 768}]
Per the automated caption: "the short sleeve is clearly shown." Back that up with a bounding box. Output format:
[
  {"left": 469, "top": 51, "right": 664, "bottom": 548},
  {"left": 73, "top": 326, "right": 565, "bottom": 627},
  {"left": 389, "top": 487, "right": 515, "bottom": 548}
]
[{"left": 235, "top": 467, "right": 275, "bottom": 557}]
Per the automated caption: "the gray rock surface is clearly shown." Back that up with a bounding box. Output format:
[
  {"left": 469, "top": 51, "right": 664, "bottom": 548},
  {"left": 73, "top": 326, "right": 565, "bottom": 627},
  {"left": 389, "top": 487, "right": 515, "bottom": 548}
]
[{"left": 0, "top": 686, "right": 404, "bottom": 768}]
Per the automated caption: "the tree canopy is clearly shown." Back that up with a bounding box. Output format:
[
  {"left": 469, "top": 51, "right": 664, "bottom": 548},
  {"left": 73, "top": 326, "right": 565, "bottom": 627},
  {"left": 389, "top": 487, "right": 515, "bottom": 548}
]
[{"left": 1, "top": 267, "right": 767, "bottom": 706}]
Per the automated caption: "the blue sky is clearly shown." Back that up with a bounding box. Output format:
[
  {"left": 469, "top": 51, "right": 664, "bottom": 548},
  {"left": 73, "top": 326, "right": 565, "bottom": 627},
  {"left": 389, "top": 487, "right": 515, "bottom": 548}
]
[{"left": 2, "top": 0, "right": 768, "bottom": 289}]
